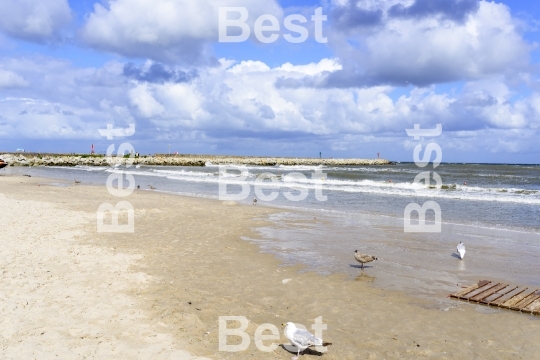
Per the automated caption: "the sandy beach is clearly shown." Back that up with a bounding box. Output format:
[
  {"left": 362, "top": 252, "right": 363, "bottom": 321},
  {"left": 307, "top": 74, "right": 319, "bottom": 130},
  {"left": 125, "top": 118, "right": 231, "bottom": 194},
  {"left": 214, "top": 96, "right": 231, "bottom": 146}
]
[{"left": 1, "top": 175, "right": 539, "bottom": 359}]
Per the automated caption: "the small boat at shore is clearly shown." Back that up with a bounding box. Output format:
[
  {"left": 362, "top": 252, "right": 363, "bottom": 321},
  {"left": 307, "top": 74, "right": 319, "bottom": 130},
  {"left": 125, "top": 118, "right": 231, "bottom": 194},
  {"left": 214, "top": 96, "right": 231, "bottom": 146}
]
[{"left": 0, "top": 159, "right": 7, "bottom": 169}]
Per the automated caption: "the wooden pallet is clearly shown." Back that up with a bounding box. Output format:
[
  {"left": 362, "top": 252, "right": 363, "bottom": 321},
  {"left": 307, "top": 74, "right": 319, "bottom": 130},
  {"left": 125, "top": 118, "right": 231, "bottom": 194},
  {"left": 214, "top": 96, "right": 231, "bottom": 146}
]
[{"left": 449, "top": 280, "right": 540, "bottom": 315}]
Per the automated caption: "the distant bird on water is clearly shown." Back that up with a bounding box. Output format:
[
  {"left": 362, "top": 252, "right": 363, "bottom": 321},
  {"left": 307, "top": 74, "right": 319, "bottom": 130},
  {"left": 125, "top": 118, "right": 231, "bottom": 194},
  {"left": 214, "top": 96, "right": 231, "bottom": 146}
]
[
  {"left": 282, "top": 322, "right": 332, "bottom": 360},
  {"left": 354, "top": 250, "right": 378, "bottom": 269},
  {"left": 457, "top": 242, "right": 466, "bottom": 260},
  {"left": 253, "top": 197, "right": 257, "bottom": 205},
  {"left": 74, "top": 180, "right": 81, "bottom": 184},
  {"left": 148, "top": 185, "right": 156, "bottom": 190}
]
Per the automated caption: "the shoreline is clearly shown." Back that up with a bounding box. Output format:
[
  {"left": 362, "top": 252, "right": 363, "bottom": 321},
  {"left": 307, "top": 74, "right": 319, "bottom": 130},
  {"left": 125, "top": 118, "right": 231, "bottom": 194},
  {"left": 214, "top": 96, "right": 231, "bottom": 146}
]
[
  {"left": 0, "top": 153, "right": 392, "bottom": 167},
  {"left": 4, "top": 169, "right": 540, "bottom": 295},
  {"left": 2, "top": 175, "right": 540, "bottom": 358}
]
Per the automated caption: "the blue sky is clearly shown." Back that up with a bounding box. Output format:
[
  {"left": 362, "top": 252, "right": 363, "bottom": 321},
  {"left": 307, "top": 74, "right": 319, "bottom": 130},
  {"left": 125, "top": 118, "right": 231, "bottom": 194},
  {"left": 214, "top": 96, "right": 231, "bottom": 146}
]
[{"left": 1, "top": 0, "right": 539, "bottom": 163}]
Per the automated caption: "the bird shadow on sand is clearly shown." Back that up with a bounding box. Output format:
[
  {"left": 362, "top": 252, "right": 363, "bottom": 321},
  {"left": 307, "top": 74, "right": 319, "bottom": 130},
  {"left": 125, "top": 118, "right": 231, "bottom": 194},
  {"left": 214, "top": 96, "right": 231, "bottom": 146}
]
[
  {"left": 451, "top": 253, "right": 462, "bottom": 260},
  {"left": 349, "top": 264, "right": 374, "bottom": 269},
  {"left": 280, "top": 345, "right": 323, "bottom": 357}
]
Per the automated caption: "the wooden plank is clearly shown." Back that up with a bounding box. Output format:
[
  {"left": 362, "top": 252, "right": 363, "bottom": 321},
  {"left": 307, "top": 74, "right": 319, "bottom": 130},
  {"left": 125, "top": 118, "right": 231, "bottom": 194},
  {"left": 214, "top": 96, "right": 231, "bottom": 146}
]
[
  {"left": 451, "top": 280, "right": 493, "bottom": 299},
  {"left": 481, "top": 285, "right": 518, "bottom": 304},
  {"left": 471, "top": 283, "right": 508, "bottom": 302},
  {"left": 524, "top": 299, "right": 540, "bottom": 313},
  {"left": 450, "top": 283, "right": 481, "bottom": 299},
  {"left": 491, "top": 287, "right": 528, "bottom": 306},
  {"left": 500, "top": 289, "right": 536, "bottom": 309},
  {"left": 450, "top": 281, "right": 540, "bottom": 317},
  {"left": 461, "top": 282, "right": 499, "bottom": 301},
  {"left": 513, "top": 294, "right": 540, "bottom": 311}
]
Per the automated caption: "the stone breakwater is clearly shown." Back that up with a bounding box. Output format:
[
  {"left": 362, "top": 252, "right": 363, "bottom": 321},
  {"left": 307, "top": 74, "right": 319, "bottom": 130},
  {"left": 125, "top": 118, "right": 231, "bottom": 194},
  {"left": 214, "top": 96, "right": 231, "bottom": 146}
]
[{"left": 0, "top": 153, "right": 393, "bottom": 167}]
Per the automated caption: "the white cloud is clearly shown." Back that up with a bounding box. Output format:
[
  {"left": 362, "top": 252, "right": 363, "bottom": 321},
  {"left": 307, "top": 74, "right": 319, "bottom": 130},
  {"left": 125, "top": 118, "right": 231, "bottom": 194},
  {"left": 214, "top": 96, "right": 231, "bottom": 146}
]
[
  {"left": 81, "top": 0, "right": 283, "bottom": 64},
  {"left": 276, "top": 59, "right": 343, "bottom": 75},
  {"left": 0, "top": 69, "right": 28, "bottom": 88},
  {"left": 328, "top": 1, "right": 530, "bottom": 86},
  {"left": 1, "top": 55, "right": 539, "bottom": 161},
  {"left": 0, "top": 58, "right": 134, "bottom": 140},
  {"left": 0, "top": 0, "right": 72, "bottom": 42},
  {"left": 129, "top": 84, "right": 165, "bottom": 118}
]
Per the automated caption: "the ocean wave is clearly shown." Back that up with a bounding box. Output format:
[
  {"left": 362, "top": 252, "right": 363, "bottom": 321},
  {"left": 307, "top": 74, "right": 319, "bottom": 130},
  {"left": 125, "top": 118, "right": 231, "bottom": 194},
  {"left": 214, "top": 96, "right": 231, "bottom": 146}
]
[
  {"left": 277, "top": 164, "right": 324, "bottom": 170},
  {"left": 51, "top": 165, "right": 109, "bottom": 172},
  {"left": 152, "top": 169, "right": 215, "bottom": 177},
  {"left": 68, "top": 166, "right": 540, "bottom": 205}
]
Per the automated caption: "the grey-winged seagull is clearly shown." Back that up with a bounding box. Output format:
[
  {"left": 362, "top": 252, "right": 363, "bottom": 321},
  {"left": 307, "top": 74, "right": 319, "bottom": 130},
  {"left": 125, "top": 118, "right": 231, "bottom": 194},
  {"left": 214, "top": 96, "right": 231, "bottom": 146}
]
[
  {"left": 354, "top": 250, "right": 378, "bottom": 269},
  {"left": 282, "top": 322, "right": 331, "bottom": 360}
]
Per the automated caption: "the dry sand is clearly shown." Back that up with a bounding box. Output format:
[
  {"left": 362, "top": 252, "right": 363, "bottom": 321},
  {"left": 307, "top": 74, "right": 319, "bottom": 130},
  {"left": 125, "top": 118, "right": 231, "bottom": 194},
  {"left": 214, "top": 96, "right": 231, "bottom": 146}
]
[{"left": 1, "top": 175, "right": 539, "bottom": 359}]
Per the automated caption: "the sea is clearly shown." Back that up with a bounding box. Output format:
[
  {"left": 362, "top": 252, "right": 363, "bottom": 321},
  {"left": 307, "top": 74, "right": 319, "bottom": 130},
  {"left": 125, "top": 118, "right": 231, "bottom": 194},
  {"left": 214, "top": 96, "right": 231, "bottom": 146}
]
[{"left": 6, "top": 162, "right": 540, "bottom": 301}]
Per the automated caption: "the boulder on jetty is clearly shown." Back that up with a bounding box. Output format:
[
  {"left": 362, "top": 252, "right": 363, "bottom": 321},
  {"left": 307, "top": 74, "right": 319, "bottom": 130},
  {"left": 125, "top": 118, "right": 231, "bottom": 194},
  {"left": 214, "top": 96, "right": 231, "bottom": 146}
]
[{"left": 0, "top": 153, "right": 393, "bottom": 167}]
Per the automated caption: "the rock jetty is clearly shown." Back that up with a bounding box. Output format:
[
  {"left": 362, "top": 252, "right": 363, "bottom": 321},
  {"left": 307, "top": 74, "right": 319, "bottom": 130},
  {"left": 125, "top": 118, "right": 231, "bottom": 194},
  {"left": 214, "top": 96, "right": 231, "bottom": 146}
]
[{"left": 0, "top": 153, "right": 393, "bottom": 167}]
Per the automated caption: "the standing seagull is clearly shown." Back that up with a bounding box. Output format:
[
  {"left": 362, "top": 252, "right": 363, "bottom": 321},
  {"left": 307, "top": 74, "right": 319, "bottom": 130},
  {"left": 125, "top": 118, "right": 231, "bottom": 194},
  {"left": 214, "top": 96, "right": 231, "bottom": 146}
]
[
  {"left": 354, "top": 250, "right": 378, "bottom": 269},
  {"left": 457, "top": 242, "right": 466, "bottom": 260},
  {"left": 282, "top": 322, "right": 331, "bottom": 360},
  {"left": 253, "top": 197, "right": 257, "bottom": 205}
]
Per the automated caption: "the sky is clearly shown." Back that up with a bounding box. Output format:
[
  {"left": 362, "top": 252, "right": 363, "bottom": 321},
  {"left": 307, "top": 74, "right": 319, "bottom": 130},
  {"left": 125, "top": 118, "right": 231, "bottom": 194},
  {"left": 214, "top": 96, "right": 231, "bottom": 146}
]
[{"left": 0, "top": 0, "right": 540, "bottom": 163}]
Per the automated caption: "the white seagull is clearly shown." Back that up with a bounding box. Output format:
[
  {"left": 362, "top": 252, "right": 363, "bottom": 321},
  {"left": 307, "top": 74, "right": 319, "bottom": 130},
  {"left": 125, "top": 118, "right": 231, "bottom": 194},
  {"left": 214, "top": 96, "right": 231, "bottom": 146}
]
[
  {"left": 457, "top": 242, "right": 466, "bottom": 260},
  {"left": 282, "top": 322, "right": 331, "bottom": 360}
]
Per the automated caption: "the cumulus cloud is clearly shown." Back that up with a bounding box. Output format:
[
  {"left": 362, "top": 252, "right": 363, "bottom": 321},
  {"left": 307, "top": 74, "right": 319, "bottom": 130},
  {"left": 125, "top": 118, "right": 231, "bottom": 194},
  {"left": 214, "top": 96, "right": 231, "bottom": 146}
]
[
  {"left": 81, "top": 0, "right": 282, "bottom": 64},
  {"left": 123, "top": 62, "right": 198, "bottom": 84},
  {"left": 323, "top": 0, "right": 530, "bottom": 87},
  {"left": 129, "top": 84, "right": 165, "bottom": 118},
  {"left": 331, "top": 2, "right": 384, "bottom": 31},
  {"left": 1, "top": 55, "right": 539, "bottom": 160},
  {"left": 0, "top": 0, "right": 72, "bottom": 43},
  {"left": 0, "top": 57, "right": 133, "bottom": 140},
  {"left": 116, "top": 58, "right": 540, "bottom": 138},
  {"left": 388, "top": 0, "right": 479, "bottom": 23},
  {"left": 0, "top": 69, "right": 28, "bottom": 89}
]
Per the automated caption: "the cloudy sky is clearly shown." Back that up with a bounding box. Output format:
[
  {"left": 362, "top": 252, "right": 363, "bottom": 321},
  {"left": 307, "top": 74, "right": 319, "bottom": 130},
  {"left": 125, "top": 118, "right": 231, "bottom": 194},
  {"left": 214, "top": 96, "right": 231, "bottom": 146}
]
[{"left": 1, "top": 0, "right": 539, "bottom": 163}]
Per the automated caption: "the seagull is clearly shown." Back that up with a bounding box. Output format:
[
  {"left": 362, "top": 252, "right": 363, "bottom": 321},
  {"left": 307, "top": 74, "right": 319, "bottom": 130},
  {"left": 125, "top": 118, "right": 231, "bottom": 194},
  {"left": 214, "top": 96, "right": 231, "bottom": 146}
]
[
  {"left": 253, "top": 197, "right": 257, "bottom": 205},
  {"left": 282, "top": 322, "right": 331, "bottom": 360},
  {"left": 457, "top": 242, "right": 466, "bottom": 260},
  {"left": 74, "top": 180, "right": 81, "bottom": 184},
  {"left": 354, "top": 250, "right": 378, "bottom": 269},
  {"left": 148, "top": 185, "right": 156, "bottom": 190}
]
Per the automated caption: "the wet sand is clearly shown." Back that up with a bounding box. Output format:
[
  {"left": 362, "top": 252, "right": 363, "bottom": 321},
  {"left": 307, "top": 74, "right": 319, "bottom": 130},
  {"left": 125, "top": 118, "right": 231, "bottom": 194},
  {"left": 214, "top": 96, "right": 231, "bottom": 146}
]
[
  {"left": 249, "top": 211, "right": 540, "bottom": 300},
  {"left": 1, "top": 175, "right": 539, "bottom": 359}
]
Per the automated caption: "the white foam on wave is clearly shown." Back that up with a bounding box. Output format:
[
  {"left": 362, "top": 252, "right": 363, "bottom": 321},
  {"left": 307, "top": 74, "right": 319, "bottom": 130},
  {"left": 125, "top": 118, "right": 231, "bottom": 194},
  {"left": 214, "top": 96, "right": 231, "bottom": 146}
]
[
  {"left": 50, "top": 166, "right": 109, "bottom": 172},
  {"left": 277, "top": 164, "right": 324, "bottom": 170},
  {"left": 103, "top": 167, "right": 540, "bottom": 205},
  {"left": 325, "top": 166, "right": 418, "bottom": 174},
  {"left": 152, "top": 169, "right": 215, "bottom": 178}
]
